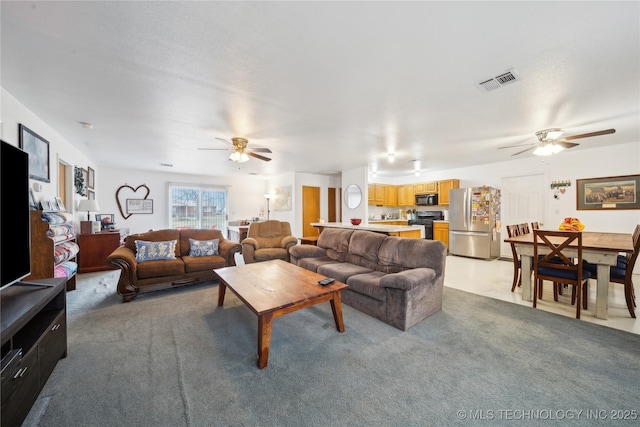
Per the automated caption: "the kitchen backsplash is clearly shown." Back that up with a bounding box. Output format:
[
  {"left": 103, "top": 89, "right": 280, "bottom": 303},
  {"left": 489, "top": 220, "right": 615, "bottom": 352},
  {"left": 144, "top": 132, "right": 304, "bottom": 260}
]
[{"left": 368, "top": 205, "right": 447, "bottom": 220}]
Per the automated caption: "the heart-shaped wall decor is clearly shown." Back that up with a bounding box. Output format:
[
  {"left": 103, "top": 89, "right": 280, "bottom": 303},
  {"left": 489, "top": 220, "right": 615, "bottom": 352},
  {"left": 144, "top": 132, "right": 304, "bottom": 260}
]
[{"left": 116, "top": 184, "right": 150, "bottom": 219}]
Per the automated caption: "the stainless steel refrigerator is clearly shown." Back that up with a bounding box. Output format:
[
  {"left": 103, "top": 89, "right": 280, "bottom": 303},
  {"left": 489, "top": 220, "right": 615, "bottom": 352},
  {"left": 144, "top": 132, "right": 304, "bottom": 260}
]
[{"left": 449, "top": 187, "right": 501, "bottom": 260}]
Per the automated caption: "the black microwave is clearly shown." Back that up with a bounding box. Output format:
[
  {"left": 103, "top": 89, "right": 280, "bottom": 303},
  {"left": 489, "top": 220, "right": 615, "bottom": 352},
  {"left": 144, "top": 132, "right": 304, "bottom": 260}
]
[{"left": 415, "top": 193, "right": 438, "bottom": 206}]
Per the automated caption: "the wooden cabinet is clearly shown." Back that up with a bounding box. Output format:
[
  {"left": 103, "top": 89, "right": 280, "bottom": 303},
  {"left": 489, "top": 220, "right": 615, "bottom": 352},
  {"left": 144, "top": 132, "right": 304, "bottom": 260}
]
[
  {"left": 26, "top": 211, "right": 78, "bottom": 291},
  {"left": 433, "top": 221, "right": 449, "bottom": 252},
  {"left": 397, "top": 185, "right": 415, "bottom": 206},
  {"left": 1, "top": 277, "right": 67, "bottom": 427},
  {"left": 414, "top": 181, "right": 438, "bottom": 194},
  {"left": 368, "top": 184, "right": 385, "bottom": 205},
  {"left": 383, "top": 185, "right": 398, "bottom": 206},
  {"left": 438, "top": 179, "right": 460, "bottom": 206},
  {"left": 78, "top": 232, "right": 122, "bottom": 273}
]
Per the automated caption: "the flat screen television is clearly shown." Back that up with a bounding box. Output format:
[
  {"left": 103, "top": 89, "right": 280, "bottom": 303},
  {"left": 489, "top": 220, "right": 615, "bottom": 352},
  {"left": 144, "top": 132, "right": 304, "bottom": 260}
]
[{"left": 1, "top": 140, "right": 31, "bottom": 289}]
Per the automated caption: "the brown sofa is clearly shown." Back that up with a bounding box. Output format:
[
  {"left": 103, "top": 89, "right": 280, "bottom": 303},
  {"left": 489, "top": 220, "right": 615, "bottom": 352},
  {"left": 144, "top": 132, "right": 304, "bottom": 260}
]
[
  {"left": 289, "top": 228, "right": 446, "bottom": 330},
  {"left": 241, "top": 220, "right": 298, "bottom": 264},
  {"left": 107, "top": 228, "right": 241, "bottom": 302}
]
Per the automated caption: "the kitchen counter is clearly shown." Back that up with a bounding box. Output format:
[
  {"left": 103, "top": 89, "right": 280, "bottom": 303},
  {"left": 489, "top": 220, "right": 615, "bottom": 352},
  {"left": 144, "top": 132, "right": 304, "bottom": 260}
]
[
  {"left": 227, "top": 224, "right": 250, "bottom": 242},
  {"left": 311, "top": 222, "right": 424, "bottom": 238}
]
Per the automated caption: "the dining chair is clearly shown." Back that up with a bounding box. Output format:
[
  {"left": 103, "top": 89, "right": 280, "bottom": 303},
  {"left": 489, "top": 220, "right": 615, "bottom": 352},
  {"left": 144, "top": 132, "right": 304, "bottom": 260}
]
[
  {"left": 583, "top": 224, "right": 639, "bottom": 318},
  {"left": 533, "top": 229, "right": 592, "bottom": 319},
  {"left": 506, "top": 224, "right": 524, "bottom": 292},
  {"left": 531, "top": 222, "right": 540, "bottom": 230}
]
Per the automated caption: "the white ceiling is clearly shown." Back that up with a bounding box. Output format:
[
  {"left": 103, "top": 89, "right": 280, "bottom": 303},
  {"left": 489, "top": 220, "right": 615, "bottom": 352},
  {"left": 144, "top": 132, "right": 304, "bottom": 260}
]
[{"left": 1, "top": 1, "right": 638, "bottom": 179}]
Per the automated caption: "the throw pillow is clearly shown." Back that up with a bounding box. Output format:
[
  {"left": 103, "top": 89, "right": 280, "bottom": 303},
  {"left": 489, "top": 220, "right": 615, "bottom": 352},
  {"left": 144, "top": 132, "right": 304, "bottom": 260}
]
[
  {"left": 135, "top": 240, "right": 177, "bottom": 262},
  {"left": 189, "top": 238, "right": 219, "bottom": 257}
]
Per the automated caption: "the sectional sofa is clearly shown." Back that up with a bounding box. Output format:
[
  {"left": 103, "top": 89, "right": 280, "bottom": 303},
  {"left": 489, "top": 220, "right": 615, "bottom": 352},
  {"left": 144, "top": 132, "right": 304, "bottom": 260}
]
[{"left": 289, "top": 228, "right": 447, "bottom": 330}]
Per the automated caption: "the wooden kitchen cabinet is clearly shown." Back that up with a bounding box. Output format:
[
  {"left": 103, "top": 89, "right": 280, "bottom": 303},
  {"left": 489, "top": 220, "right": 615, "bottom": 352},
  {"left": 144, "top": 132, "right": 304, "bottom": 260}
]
[
  {"left": 383, "top": 185, "right": 398, "bottom": 206},
  {"left": 437, "top": 179, "right": 460, "bottom": 206},
  {"left": 368, "top": 184, "right": 385, "bottom": 205},
  {"left": 433, "top": 221, "right": 449, "bottom": 252},
  {"left": 397, "top": 184, "right": 415, "bottom": 206},
  {"left": 78, "top": 232, "right": 122, "bottom": 273},
  {"left": 414, "top": 181, "right": 438, "bottom": 194}
]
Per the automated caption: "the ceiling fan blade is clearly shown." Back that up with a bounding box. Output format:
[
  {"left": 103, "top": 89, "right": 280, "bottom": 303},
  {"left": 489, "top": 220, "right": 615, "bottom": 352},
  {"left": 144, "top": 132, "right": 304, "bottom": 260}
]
[
  {"left": 250, "top": 147, "right": 273, "bottom": 153},
  {"left": 564, "top": 129, "right": 615, "bottom": 141},
  {"left": 555, "top": 141, "right": 580, "bottom": 149},
  {"left": 215, "top": 137, "right": 235, "bottom": 147},
  {"left": 511, "top": 146, "right": 536, "bottom": 156},
  {"left": 498, "top": 143, "right": 535, "bottom": 150},
  {"left": 248, "top": 151, "right": 272, "bottom": 162}
]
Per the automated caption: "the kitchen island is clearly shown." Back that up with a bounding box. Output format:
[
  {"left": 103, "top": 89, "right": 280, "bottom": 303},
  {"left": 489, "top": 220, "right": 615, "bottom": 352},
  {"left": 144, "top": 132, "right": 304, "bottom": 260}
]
[{"left": 311, "top": 222, "right": 424, "bottom": 238}]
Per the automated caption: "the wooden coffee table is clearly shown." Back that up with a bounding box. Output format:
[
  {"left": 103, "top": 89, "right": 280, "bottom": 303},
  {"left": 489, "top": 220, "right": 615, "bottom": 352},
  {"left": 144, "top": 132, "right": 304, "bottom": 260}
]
[{"left": 213, "top": 259, "right": 348, "bottom": 369}]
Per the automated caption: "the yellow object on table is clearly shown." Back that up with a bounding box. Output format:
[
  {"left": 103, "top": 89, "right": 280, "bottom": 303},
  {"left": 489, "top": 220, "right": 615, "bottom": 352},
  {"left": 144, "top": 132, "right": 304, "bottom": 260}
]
[{"left": 558, "top": 217, "right": 585, "bottom": 231}]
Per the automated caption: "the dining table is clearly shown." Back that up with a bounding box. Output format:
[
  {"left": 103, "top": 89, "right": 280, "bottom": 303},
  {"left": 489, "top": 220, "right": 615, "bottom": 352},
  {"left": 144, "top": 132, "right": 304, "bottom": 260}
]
[{"left": 504, "top": 230, "right": 634, "bottom": 319}]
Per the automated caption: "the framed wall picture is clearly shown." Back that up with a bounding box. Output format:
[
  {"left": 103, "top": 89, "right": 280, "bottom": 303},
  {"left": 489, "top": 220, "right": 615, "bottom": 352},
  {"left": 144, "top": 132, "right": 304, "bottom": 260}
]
[
  {"left": 576, "top": 174, "right": 640, "bottom": 210},
  {"left": 87, "top": 166, "right": 95, "bottom": 189},
  {"left": 274, "top": 185, "right": 292, "bottom": 211},
  {"left": 126, "top": 198, "right": 153, "bottom": 214},
  {"left": 19, "top": 124, "right": 50, "bottom": 182},
  {"left": 88, "top": 189, "right": 95, "bottom": 200}
]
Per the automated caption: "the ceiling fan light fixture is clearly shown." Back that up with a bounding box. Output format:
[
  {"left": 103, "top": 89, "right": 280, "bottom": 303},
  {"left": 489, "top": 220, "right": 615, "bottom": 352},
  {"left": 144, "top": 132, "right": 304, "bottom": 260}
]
[
  {"left": 536, "top": 128, "right": 564, "bottom": 142},
  {"left": 229, "top": 151, "right": 240, "bottom": 162},
  {"left": 533, "top": 142, "right": 564, "bottom": 156},
  {"left": 238, "top": 152, "right": 250, "bottom": 163}
]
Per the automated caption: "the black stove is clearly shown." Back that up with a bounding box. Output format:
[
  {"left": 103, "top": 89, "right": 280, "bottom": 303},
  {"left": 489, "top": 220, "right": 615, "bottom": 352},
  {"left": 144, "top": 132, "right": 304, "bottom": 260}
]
[{"left": 408, "top": 211, "right": 444, "bottom": 239}]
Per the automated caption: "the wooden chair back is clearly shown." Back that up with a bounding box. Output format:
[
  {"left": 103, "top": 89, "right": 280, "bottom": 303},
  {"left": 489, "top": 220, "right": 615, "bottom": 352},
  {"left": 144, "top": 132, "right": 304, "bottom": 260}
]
[
  {"left": 533, "top": 229, "right": 586, "bottom": 318},
  {"left": 614, "top": 224, "right": 640, "bottom": 284},
  {"left": 531, "top": 222, "right": 540, "bottom": 230}
]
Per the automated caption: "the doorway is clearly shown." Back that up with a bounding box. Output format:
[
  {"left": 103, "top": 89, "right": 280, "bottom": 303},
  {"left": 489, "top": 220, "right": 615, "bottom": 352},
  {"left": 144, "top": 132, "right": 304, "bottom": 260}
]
[
  {"left": 328, "top": 187, "right": 336, "bottom": 222},
  {"left": 500, "top": 174, "right": 546, "bottom": 257},
  {"left": 302, "top": 186, "right": 320, "bottom": 237}
]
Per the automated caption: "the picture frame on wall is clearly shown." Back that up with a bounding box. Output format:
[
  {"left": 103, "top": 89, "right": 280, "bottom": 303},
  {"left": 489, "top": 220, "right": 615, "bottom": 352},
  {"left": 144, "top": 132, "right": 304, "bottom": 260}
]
[
  {"left": 19, "top": 124, "right": 50, "bottom": 183},
  {"left": 576, "top": 174, "right": 640, "bottom": 210},
  {"left": 87, "top": 166, "right": 95, "bottom": 189},
  {"left": 126, "top": 198, "right": 153, "bottom": 214},
  {"left": 88, "top": 189, "right": 95, "bottom": 200}
]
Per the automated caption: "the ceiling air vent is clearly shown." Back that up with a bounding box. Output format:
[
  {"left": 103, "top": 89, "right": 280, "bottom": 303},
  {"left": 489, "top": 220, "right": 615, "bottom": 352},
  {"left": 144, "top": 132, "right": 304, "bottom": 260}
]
[{"left": 476, "top": 69, "right": 520, "bottom": 92}]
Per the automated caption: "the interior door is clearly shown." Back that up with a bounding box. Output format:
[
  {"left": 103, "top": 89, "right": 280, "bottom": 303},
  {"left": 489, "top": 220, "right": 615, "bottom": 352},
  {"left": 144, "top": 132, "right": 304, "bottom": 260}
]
[
  {"left": 500, "top": 174, "right": 546, "bottom": 257},
  {"left": 302, "top": 186, "right": 320, "bottom": 238},
  {"left": 328, "top": 187, "right": 336, "bottom": 222}
]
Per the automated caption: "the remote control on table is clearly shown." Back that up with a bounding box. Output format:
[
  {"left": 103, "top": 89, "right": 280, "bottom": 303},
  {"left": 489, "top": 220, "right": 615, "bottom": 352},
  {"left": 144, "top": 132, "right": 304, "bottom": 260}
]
[{"left": 318, "top": 278, "right": 335, "bottom": 286}]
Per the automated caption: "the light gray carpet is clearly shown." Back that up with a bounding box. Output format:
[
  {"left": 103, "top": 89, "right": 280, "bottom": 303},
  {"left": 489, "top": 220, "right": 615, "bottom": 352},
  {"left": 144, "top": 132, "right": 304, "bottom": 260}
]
[{"left": 26, "top": 270, "right": 640, "bottom": 426}]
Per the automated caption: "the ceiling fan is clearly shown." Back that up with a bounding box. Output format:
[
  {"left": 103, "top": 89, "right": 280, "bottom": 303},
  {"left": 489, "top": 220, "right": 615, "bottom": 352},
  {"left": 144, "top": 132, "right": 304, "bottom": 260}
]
[
  {"left": 199, "top": 137, "right": 272, "bottom": 162},
  {"left": 499, "top": 128, "right": 616, "bottom": 156}
]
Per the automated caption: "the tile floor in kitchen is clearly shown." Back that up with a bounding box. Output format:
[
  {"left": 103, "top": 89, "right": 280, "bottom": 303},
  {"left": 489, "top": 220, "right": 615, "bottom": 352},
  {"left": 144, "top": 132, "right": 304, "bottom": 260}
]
[{"left": 444, "top": 254, "right": 639, "bottom": 335}]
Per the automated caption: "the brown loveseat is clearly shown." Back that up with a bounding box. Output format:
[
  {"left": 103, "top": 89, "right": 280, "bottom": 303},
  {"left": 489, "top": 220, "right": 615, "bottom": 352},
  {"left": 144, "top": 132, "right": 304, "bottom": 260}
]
[
  {"left": 107, "top": 228, "right": 241, "bottom": 302},
  {"left": 289, "top": 228, "right": 446, "bottom": 330}
]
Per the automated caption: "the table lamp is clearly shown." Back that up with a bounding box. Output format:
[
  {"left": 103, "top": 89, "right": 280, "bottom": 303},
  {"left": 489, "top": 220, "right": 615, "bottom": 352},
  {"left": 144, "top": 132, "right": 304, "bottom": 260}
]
[{"left": 78, "top": 199, "right": 101, "bottom": 233}]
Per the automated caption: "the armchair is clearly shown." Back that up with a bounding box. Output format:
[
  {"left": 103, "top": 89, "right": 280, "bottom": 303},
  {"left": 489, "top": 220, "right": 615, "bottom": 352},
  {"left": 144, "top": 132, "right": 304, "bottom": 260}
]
[{"left": 241, "top": 220, "right": 298, "bottom": 264}]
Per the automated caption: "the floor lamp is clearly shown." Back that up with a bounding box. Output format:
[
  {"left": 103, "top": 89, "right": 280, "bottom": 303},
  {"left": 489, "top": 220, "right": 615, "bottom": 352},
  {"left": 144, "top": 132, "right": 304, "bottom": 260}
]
[{"left": 264, "top": 194, "right": 273, "bottom": 220}]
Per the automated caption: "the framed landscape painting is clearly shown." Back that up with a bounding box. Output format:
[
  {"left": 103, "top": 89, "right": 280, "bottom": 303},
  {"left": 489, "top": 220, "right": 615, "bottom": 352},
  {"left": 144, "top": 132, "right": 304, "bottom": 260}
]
[
  {"left": 19, "top": 124, "right": 50, "bottom": 182},
  {"left": 576, "top": 175, "right": 640, "bottom": 210}
]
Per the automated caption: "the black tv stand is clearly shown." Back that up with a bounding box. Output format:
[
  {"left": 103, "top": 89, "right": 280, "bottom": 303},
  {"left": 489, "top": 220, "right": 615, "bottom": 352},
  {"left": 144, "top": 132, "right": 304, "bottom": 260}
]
[
  {"left": 1, "top": 277, "right": 67, "bottom": 427},
  {"left": 14, "top": 280, "right": 57, "bottom": 288}
]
